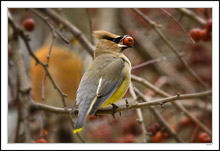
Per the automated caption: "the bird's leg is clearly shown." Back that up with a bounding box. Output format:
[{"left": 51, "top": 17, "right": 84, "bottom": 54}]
[
  {"left": 94, "top": 112, "right": 98, "bottom": 119},
  {"left": 111, "top": 103, "right": 120, "bottom": 118},
  {"left": 119, "top": 111, "right": 122, "bottom": 117}
]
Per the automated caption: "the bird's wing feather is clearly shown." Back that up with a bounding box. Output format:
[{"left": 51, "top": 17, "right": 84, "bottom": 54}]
[
  {"left": 75, "top": 55, "right": 125, "bottom": 116},
  {"left": 89, "top": 77, "right": 124, "bottom": 115},
  {"left": 88, "top": 57, "right": 125, "bottom": 115}
]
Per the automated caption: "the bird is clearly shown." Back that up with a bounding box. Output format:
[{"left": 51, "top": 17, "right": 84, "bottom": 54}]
[{"left": 72, "top": 30, "right": 134, "bottom": 133}]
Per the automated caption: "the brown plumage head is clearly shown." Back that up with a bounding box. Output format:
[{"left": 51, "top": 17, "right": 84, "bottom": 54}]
[{"left": 93, "top": 30, "right": 134, "bottom": 57}]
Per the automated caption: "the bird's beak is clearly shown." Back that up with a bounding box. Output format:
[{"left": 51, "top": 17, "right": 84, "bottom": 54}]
[{"left": 118, "top": 44, "right": 129, "bottom": 48}]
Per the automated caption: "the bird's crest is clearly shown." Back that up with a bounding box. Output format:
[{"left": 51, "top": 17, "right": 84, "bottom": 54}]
[{"left": 93, "top": 30, "right": 120, "bottom": 40}]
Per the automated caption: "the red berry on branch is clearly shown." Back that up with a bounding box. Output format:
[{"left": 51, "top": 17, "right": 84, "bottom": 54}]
[
  {"left": 205, "top": 19, "right": 212, "bottom": 32},
  {"left": 9, "top": 8, "right": 17, "bottom": 12},
  {"left": 179, "top": 117, "right": 192, "bottom": 127},
  {"left": 115, "top": 134, "right": 135, "bottom": 143},
  {"left": 8, "top": 45, "right": 12, "bottom": 57},
  {"left": 199, "top": 29, "right": 212, "bottom": 42},
  {"left": 22, "top": 18, "right": 35, "bottom": 32},
  {"left": 189, "top": 28, "right": 201, "bottom": 42},
  {"left": 152, "top": 131, "right": 163, "bottom": 143},
  {"left": 198, "top": 132, "right": 211, "bottom": 143},
  {"left": 147, "top": 123, "right": 160, "bottom": 136},
  {"left": 196, "top": 8, "right": 205, "bottom": 14},
  {"left": 34, "top": 138, "right": 47, "bottom": 143}
]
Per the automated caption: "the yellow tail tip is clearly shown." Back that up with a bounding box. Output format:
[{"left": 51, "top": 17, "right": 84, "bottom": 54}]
[{"left": 73, "top": 128, "right": 82, "bottom": 133}]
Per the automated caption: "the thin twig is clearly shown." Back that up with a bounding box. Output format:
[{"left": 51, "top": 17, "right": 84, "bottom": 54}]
[
  {"left": 37, "top": 8, "right": 95, "bottom": 56},
  {"left": 160, "top": 8, "right": 195, "bottom": 43},
  {"left": 31, "top": 8, "right": 67, "bottom": 101},
  {"left": 190, "top": 98, "right": 210, "bottom": 142},
  {"left": 41, "top": 34, "right": 56, "bottom": 101},
  {"left": 131, "top": 74, "right": 212, "bottom": 136},
  {"left": 86, "top": 8, "right": 94, "bottom": 45},
  {"left": 177, "top": 8, "right": 206, "bottom": 26},
  {"left": 131, "top": 57, "right": 167, "bottom": 71},
  {"left": 134, "top": 87, "right": 183, "bottom": 143},
  {"left": 16, "top": 24, "right": 68, "bottom": 106},
  {"left": 129, "top": 82, "right": 147, "bottom": 143},
  {"left": 132, "top": 8, "right": 207, "bottom": 90},
  {"left": 31, "top": 9, "right": 69, "bottom": 44}
]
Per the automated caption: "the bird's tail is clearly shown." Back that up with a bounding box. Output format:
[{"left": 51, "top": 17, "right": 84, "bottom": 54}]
[
  {"left": 73, "top": 111, "right": 87, "bottom": 133},
  {"left": 73, "top": 96, "right": 98, "bottom": 133}
]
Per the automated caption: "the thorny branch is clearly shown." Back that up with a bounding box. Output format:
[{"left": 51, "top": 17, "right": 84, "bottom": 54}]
[{"left": 30, "top": 90, "right": 212, "bottom": 116}]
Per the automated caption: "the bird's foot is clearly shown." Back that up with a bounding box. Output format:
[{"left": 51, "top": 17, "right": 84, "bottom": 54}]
[
  {"left": 94, "top": 112, "right": 98, "bottom": 119},
  {"left": 111, "top": 103, "right": 120, "bottom": 118}
]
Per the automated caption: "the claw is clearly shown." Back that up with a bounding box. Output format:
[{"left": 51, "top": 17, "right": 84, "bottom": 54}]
[
  {"left": 111, "top": 103, "right": 118, "bottom": 118},
  {"left": 95, "top": 112, "right": 98, "bottom": 119},
  {"left": 125, "top": 99, "right": 129, "bottom": 108}
]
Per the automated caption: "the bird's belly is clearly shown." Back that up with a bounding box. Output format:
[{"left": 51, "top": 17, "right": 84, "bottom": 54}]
[{"left": 100, "top": 77, "right": 130, "bottom": 108}]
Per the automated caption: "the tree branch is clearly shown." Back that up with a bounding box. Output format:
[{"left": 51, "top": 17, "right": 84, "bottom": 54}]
[
  {"left": 134, "top": 87, "right": 184, "bottom": 143},
  {"left": 9, "top": 14, "right": 32, "bottom": 142},
  {"left": 86, "top": 8, "right": 94, "bottom": 45},
  {"left": 29, "top": 90, "right": 212, "bottom": 116},
  {"left": 177, "top": 8, "right": 206, "bottom": 26},
  {"left": 132, "top": 8, "right": 208, "bottom": 90},
  {"left": 131, "top": 57, "right": 167, "bottom": 72},
  {"left": 30, "top": 8, "right": 69, "bottom": 44},
  {"left": 131, "top": 74, "right": 212, "bottom": 136},
  {"left": 160, "top": 8, "right": 195, "bottom": 43},
  {"left": 9, "top": 14, "right": 86, "bottom": 142},
  {"left": 37, "top": 8, "right": 95, "bottom": 56},
  {"left": 129, "top": 82, "right": 148, "bottom": 143}
]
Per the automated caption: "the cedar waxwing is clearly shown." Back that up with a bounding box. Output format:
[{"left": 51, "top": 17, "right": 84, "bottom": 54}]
[{"left": 72, "top": 30, "right": 134, "bottom": 133}]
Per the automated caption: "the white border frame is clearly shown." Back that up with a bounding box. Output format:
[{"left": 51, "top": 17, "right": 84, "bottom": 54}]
[{"left": 2, "top": 1, "right": 219, "bottom": 150}]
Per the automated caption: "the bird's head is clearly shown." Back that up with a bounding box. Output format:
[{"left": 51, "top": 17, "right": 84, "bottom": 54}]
[{"left": 93, "top": 30, "right": 134, "bottom": 57}]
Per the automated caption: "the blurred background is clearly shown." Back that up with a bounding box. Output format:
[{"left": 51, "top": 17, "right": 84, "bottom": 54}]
[{"left": 8, "top": 8, "right": 212, "bottom": 143}]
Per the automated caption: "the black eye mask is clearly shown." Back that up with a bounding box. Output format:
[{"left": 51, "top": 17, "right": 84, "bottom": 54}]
[{"left": 105, "top": 36, "right": 124, "bottom": 44}]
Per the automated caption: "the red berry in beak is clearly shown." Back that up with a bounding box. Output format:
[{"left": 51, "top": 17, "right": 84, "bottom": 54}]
[{"left": 123, "top": 36, "right": 134, "bottom": 47}]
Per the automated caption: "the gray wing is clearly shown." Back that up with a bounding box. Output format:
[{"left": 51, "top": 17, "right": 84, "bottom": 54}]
[
  {"left": 88, "top": 57, "right": 125, "bottom": 115},
  {"left": 76, "top": 55, "right": 125, "bottom": 114},
  {"left": 89, "top": 77, "right": 124, "bottom": 115}
]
